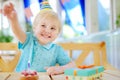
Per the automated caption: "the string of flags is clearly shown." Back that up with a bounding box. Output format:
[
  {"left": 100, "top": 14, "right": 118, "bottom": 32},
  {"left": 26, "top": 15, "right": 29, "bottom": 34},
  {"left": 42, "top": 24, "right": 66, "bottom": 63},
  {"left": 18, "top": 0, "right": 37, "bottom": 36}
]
[{"left": 24, "top": 7, "right": 33, "bottom": 20}]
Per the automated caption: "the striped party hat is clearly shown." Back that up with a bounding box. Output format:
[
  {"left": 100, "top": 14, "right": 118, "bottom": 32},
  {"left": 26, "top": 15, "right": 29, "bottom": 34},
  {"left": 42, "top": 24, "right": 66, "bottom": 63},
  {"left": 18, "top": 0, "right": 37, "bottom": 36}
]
[{"left": 40, "top": 0, "right": 52, "bottom": 10}]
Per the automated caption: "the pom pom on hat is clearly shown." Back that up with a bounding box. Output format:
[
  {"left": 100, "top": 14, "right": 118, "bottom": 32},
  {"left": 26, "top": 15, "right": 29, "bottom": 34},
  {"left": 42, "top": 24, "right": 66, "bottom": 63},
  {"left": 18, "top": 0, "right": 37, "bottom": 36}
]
[{"left": 40, "top": 0, "right": 52, "bottom": 10}]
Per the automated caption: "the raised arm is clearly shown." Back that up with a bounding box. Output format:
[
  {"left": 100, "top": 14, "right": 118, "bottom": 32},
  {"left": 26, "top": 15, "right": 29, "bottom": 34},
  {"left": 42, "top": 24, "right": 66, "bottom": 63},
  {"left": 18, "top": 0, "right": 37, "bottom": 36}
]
[{"left": 2, "top": 2, "right": 26, "bottom": 43}]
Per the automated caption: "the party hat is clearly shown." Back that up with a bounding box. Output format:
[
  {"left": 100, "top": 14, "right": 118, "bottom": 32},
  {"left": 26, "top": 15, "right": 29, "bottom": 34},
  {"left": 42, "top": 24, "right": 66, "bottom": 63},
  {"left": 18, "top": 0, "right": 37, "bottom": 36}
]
[{"left": 40, "top": 0, "right": 52, "bottom": 10}]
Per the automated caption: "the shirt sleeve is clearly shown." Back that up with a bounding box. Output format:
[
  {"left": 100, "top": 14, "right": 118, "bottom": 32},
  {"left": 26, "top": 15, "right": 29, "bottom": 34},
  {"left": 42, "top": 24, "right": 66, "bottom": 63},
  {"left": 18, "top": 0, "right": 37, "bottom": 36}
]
[
  {"left": 56, "top": 45, "right": 71, "bottom": 66},
  {"left": 18, "top": 32, "right": 32, "bottom": 49}
]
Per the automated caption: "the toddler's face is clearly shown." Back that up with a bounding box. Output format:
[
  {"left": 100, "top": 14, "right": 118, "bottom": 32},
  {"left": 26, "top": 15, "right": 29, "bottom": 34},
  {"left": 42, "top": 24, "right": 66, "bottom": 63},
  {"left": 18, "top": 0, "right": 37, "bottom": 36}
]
[{"left": 34, "top": 17, "right": 60, "bottom": 45}]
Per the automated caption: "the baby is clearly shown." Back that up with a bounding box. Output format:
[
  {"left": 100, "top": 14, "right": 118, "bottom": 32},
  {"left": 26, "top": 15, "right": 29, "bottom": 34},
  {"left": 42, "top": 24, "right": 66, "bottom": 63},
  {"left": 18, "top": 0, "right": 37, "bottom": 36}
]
[{"left": 1, "top": 1, "right": 76, "bottom": 75}]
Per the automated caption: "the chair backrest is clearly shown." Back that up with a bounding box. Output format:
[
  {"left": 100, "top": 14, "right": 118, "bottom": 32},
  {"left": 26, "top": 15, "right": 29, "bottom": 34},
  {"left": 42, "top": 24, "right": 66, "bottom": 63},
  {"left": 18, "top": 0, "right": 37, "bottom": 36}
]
[
  {"left": 0, "top": 43, "right": 21, "bottom": 72},
  {"left": 59, "top": 41, "right": 116, "bottom": 70},
  {"left": 0, "top": 42, "right": 116, "bottom": 72}
]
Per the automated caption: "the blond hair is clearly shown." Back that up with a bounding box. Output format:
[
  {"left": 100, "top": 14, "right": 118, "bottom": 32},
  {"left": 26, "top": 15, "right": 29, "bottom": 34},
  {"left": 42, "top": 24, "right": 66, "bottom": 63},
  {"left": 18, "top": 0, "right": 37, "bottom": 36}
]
[{"left": 33, "top": 10, "right": 62, "bottom": 33}]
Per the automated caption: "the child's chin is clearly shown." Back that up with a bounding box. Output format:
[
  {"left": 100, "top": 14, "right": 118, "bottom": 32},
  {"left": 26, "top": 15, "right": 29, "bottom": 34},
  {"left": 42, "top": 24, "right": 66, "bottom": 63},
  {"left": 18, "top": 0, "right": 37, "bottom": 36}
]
[{"left": 40, "top": 41, "right": 49, "bottom": 45}]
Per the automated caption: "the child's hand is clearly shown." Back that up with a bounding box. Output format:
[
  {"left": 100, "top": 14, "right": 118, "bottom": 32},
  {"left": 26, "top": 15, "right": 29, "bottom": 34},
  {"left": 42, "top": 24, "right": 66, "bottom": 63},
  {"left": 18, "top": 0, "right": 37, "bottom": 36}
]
[
  {"left": 45, "top": 66, "right": 64, "bottom": 75},
  {"left": 2, "top": 2, "right": 17, "bottom": 20}
]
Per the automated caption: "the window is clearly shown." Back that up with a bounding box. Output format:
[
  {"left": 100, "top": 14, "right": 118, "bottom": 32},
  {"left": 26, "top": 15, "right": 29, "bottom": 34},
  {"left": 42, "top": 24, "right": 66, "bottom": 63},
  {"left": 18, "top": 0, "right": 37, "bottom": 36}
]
[{"left": 98, "top": 0, "right": 111, "bottom": 31}]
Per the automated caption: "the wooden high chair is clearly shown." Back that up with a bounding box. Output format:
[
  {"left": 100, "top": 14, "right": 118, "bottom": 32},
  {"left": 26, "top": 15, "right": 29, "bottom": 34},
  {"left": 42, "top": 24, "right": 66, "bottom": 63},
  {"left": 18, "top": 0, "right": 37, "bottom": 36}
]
[
  {"left": 0, "top": 43, "right": 21, "bottom": 72},
  {"left": 59, "top": 41, "right": 116, "bottom": 70}
]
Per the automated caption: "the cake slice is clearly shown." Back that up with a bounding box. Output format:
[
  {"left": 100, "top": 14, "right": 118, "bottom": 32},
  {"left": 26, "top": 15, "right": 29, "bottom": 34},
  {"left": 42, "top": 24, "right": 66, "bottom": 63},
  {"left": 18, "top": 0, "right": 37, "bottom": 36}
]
[{"left": 20, "top": 70, "right": 39, "bottom": 80}]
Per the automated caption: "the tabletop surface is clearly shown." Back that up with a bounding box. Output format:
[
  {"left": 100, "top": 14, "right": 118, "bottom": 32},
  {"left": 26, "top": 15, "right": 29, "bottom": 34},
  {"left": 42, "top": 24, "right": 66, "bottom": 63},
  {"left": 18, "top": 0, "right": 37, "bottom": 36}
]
[{"left": 0, "top": 70, "right": 120, "bottom": 80}]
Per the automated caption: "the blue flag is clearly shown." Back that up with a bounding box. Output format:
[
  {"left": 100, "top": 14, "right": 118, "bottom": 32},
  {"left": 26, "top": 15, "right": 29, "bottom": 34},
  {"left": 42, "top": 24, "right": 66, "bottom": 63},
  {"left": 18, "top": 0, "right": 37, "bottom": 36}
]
[{"left": 60, "top": 0, "right": 86, "bottom": 35}]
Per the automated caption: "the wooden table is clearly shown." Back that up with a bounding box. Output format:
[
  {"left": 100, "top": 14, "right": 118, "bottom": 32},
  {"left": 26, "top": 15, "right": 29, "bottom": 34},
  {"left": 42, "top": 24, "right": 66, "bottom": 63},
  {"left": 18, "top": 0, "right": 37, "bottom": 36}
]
[
  {"left": 0, "top": 72, "right": 50, "bottom": 80},
  {"left": 0, "top": 70, "right": 120, "bottom": 80}
]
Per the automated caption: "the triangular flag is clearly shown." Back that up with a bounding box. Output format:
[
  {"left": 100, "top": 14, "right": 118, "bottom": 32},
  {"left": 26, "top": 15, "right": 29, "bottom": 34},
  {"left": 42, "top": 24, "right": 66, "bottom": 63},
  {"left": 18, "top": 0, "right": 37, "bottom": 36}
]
[{"left": 24, "top": 7, "right": 33, "bottom": 20}]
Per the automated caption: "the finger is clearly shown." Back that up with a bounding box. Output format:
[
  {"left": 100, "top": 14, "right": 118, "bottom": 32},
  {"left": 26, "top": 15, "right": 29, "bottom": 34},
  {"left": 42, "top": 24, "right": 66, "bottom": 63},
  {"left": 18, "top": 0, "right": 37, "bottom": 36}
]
[
  {"left": 50, "top": 70, "right": 59, "bottom": 75},
  {"left": 46, "top": 71, "right": 51, "bottom": 75},
  {"left": 46, "top": 69, "right": 51, "bottom": 75},
  {"left": 3, "top": 7, "right": 9, "bottom": 15},
  {"left": 3, "top": 6, "right": 7, "bottom": 15},
  {"left": 2, "top": 2, "right": 14, "bottom": 14},
  {"left": 50, "top": 72, "right": 56, "bottom": 75},
  {"left": 47, "top": 69, "right": 57, "bottom": 75},
  {"left": 3, "top": 7, "right": 12, "bottom": 15},
  {"left": 46, "top": 68, "right": 54, "bottom": 75},
  {"left": 3, "top": 3, "right": 9, "bottom": 13},
  {"left": 9, "top": 2, "right": 14, "bottom": 10},
  {"left": 6, "top": 3, "right": 14, "bottom": 12}
]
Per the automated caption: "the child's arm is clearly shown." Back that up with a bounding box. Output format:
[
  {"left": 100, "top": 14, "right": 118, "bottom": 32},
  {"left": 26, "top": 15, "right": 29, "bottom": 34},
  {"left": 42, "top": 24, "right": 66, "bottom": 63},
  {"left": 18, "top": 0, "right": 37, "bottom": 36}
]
[
  {"left": 46, "top": 61, "right": 76, "bottom": 75},
  {"left": 2, "top": 2, "right": 26, "bottom": 43}
]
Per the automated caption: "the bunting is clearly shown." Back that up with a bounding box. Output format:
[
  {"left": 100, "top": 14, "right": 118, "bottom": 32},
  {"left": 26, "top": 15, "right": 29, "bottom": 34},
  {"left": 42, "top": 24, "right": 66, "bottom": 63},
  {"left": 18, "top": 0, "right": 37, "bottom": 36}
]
[
  {"left": 23, "top": 0, "right": 33, "bottom": 20},
  {"left": 24, "top": 7, "right": 33, "bottom": 20},
  {"left": 60, "top": 0, "right": 86, "bottom": 35},
  {"left": 0, "top": 9, "right": 2, "bottom": 13}
]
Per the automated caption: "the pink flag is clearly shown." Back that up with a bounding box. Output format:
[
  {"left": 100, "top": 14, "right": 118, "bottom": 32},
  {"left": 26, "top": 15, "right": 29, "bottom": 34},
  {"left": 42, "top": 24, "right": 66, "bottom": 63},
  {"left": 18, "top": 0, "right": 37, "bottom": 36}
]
[
  {"left": 24, "top": 7, "right": 33, "bottom": 20},
  {"left": 0, "top": 9, "right": 2, "bottom": 13}
]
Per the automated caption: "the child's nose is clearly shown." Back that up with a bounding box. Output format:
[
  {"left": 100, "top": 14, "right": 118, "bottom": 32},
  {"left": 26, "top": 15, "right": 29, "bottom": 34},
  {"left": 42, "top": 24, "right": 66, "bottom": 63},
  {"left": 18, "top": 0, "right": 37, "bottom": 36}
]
[{"left": 45, "top": 28, "right": 51, "bottom": 33}]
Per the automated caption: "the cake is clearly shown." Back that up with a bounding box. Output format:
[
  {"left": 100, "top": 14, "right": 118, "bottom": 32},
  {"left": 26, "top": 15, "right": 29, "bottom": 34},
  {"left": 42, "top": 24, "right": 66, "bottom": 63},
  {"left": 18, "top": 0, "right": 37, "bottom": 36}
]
[
  {"left": 64, "top": 65, "right": 104, "bottom": 80},
  {"left": 20, "top": 70, "right": 39, "bottom": 80}
]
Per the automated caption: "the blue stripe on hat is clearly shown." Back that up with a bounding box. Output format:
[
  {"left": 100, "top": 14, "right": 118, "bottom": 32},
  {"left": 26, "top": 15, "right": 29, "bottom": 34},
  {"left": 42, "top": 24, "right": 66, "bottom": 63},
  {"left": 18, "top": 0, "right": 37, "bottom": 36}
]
[{"left": 40, "top": 1, "right": 52, "bottom": 10}]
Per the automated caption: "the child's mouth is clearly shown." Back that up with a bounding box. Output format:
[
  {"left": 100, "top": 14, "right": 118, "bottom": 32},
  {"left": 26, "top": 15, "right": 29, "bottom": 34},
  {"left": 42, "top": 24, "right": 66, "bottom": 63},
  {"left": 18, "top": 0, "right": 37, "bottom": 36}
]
[{"left": 41, "top": 34, "right": 51, "bottom": 38}]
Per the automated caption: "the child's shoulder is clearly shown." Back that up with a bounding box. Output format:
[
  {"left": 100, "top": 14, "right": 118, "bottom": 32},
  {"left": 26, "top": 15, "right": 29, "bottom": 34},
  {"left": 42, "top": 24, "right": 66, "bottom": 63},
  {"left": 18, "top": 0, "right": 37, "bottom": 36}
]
[
  {"left": 52, "top": 43, "right": 61, "bottom": 47},
  {"left": 26, "top": 32, "right": 33, "bottom": 36},
  {"left": 26, "top": 32, "right": 35, "bottom": 38},
  {"left": 52, "top": 43, "right": 64, "bottom": 50}
]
